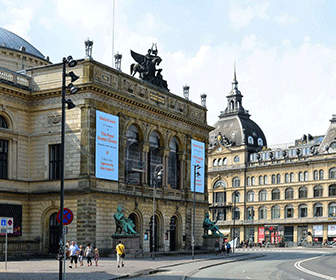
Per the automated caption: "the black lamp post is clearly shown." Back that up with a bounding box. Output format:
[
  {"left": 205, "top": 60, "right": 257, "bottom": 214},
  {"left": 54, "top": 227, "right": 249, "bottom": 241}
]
[
  {"left": 192, "top": 164, "right": 201, "bottom": 260},
  {"left": 59, "top": 56, "right": 79, "bottom": 280},
  {"left": 152, "top": 164, "right": 163, "bottom": 260},
  {"left": 232, "top": 190, "right": 238, "bottom": 254}
]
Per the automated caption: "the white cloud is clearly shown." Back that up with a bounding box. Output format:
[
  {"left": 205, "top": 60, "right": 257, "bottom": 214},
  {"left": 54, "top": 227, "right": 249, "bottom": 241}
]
[{"left": 274, "top": 13, "right": 298, "bottom": 25}]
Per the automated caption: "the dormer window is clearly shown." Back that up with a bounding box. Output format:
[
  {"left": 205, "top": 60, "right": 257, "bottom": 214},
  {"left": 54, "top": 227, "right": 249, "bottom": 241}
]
[
  {"left": 248, "top": 136, "right": 254, "bottom": 144},
  {"left": 257, "top": 138, "right": 263, "bottom": 146}
]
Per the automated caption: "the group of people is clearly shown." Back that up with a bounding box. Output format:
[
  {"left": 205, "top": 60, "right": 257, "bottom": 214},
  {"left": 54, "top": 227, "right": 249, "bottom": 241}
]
[
  {"left": 65, "top": 241, "right": 100, "bottom": 268},
  {"left": 215, "top": 239, "right": 231, "bottom": 255}
]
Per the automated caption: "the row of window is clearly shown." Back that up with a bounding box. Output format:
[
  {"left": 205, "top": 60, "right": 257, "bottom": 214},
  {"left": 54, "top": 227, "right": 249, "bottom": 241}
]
[{"left": 212, "top": 155, "right": 240, "bottom": 167}]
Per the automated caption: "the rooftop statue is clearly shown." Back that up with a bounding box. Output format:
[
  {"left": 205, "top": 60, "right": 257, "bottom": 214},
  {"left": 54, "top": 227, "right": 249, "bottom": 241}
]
[
  {"left": 113, "top": 205, "right": 137, "bottom": 235},
  {"left": 130, "top": 43, "right": 168, "bottom": 90},
  {"left": 203, "top": 213, "right": 223, "bottom": 237}
]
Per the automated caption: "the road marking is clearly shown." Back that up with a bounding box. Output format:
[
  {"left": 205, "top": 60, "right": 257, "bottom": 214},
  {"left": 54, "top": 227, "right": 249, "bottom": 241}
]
[{"left": 294, "top": 256, "right": 336, "bottom": 280}]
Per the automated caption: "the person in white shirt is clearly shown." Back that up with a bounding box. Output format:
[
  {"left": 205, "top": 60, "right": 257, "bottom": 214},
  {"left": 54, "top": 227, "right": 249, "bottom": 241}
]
[{"left": 69, "top": 241, "right": 80, "bottom": 268}]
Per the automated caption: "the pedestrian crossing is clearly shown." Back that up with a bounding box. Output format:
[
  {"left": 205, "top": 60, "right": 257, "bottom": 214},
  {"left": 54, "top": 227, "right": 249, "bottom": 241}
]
[{"left": 235, "top": 247, "right": 332, "bottom": 254}]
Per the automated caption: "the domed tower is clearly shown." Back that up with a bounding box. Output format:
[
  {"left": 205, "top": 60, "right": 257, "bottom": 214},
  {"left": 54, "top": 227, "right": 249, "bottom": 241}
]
[
  {"left": 0, "top": 27, "right": 50, "bottom": 71},
  {"left": 209, "top": 66, "right": 267, "bottom": 153}
]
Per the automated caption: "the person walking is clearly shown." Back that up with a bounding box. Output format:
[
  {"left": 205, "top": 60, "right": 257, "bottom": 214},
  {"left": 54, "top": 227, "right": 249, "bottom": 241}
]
[
  {"left": 78, "top": 245, "right": 84, "bottom": 266},
  {"left": 226, "top": 241, "right": 231, "bottom": 254},
  {"left": 84, "top": 243, "right": 93, "bottom": 266},
  {"left": 69, "top": 241, "right": 80, "bottom": 268},
  {"left": 215, "top": 239, "right": 220, "bottom": 255},
  {"left": 94, "top": 247, "right": 100, "bottom": 266},
  {"left": 116, "top": 240, "right": 125, "bottom": 268}
]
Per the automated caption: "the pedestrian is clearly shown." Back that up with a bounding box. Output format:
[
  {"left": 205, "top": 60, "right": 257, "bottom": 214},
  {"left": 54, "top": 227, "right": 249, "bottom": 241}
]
[
  {"left": 65, "top": 240, "right": 70, "bottom": 260},
  {"left": 116, "top": 240, "right": 125, "bottom": 268},
  {"left": 94, "top": 247, "right": 100, "bottom": 266},
  {"left": 84, "top": 243, "right": 93, "bottom": 266},
  {"left": 69, "top": 241, "right": 80, "bottom": 268},
  {"left": 221, "top": 242, "right": 226, "bottom": 255},
  {"left": 78, "top": 245, "right": 84, "bottom": 266},
  {"left": 215, "top": 239, "right": 220, "bottom": 255},
  {"left": 226, "top": 241, "right": 231, "bottom": 254}
]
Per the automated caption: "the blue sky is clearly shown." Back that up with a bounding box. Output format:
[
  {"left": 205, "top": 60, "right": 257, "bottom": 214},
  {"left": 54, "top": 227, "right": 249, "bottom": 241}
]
[{"left": 1, "top": 0, "right": 336, "bottom": 145}]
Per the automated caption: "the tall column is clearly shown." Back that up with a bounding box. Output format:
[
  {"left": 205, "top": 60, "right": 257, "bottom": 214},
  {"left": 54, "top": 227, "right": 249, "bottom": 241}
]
[
  {"left": 142, "top": 143, "right": 149, "bottom": 185},
  {"left": 163, "top": 149, "right": 169, "bottom": 188}
]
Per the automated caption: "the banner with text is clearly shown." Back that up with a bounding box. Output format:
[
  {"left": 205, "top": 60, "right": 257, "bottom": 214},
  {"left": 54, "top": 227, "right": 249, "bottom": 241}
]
[
  {"left": 190, "top": 139, "right": 205, "bottom": 193},
  {"left": 95, "top": 110, "right": 119, "bottom": 181}
]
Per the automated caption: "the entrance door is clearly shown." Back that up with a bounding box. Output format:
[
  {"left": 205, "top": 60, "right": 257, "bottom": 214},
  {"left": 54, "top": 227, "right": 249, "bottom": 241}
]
[
  {"left": 169, "top": 216, "right": 177, "bottom": 251},
  {"left": 284, "top": 226, "right": 294, "bottom": 242},
  {"left": 49, "top": 213, "right": 60, "bottom": 253},
  {"left": 149, "top": 215, "right": 159, "bottom": 252}
]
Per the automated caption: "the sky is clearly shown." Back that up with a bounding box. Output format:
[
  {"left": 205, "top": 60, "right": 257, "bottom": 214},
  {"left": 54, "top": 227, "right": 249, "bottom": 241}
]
[{"left": 1, "top": 0, "right": 336, "bottom": 145}]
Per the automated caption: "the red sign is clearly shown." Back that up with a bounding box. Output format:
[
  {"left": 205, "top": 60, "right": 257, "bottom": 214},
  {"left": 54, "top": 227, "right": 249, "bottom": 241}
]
[
  {"left": 314, "top": 237, "right": 318, "bottom": 242},
  {"left": 258, "top": 227, "right": 265, "bottom": 243},
  {"left": 333, "top": 237, "right": 336, "bottom": 242},
  {"left": 57, "top": 208, "right": 73, "bottom": 225}
]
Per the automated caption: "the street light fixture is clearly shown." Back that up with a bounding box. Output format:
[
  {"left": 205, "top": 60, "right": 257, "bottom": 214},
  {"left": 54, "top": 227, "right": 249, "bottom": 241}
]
[
  {"left": 59, "top": 56, "right": 78, "bottom": 280},
  {"left": 152, "top": 164, "right": 163, "bottom": 260},
  {"left": 192, "top": 164, "right": 201, "bottom": 260},
  {"left": 232, "top": 190, "right": 238, "bottom": 254}
]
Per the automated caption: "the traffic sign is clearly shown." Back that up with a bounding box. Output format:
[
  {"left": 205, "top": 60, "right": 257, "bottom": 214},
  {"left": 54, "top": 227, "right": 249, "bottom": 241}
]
[
  {"left": 0, "top": 217, "right": 13, "bottom": 234},
  {"left": 56, "top": 208, "right": 73, "bottom": 225}
]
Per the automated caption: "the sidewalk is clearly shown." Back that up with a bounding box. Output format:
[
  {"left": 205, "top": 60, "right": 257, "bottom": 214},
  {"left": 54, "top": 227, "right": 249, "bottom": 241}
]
[{"left": 0, "top": 252, "right": 257, "bottom": 280}]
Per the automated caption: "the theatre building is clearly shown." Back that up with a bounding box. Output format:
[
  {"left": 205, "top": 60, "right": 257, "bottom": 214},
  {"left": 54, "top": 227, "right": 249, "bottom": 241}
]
[
  {"left": 0, "top": 27, "right": 212, "bottom": 256},
  {"left": 208, "top": 70, "right": 336, "bottom": 245}
]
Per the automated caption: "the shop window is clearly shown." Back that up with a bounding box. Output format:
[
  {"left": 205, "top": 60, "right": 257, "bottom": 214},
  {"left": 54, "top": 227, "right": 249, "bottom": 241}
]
[
  {"left": 314, "top": 203, "right": 323, "bottom": 217},
  {"left": 319, "top": 170, "right": 324, "bottom": 180},
  {"left": 299, "top": 186, "right": 307, "bottom": 199},
  {"left": 259, "top": 207, "right": 267, "bottom": 220},
  {"left": 232, "top": 207, "right": 240, "bottom": 220},
  {"left": 232, "top": 177, "right": 240, "bottom": 187},
  {"left": 125, "top": 125, "right": 142, "bottom": 185},
  {"left": 271, "top": 205, "right": 280, "bottom": 219},
  {"left": 314, "top": 185, "right": 323, "bottom": 198},
  {"left": 0, "top": 139, "right": 9, "bottom": 179},
  {"left": 285, "top": 205, "right": 294, "bottom": 218},
  {"left": 258, "top": 175, "right": 263, "bottom": 185},
  {"left": 329, "top": 184, "right": 336, "bottom": 196},
  {"left": 328, "top": 203, "right": 336, "bottom": 218},
  {"left": 168, "top": 137, "right": 180, "bottom": 189},
  {"left": 299, "top": 204, "right": 307, "bottom": 218},
  {"left": 313, "top": 170, "right": 318, "bottom": 180},
  {"left": 247, "top": 191, "right": 254, "bottom": 202},
  {"left": 49, "top": 144, "right": 61, "bottom": 180},
  {"left": 329, "top": 168, "right": 336, "bottom": 179},
  {"left": 247, "top": 207, "right": 254, "bottom": 220},
  {"left": 285, "top": 188, "right": 294, "bottom": 200},
  {"left": 272, "top": 189, "right": 280, "bottom": 200},
  {"left": 148, "top": 131, "right": 162, "bottom": 187},
  {"left": 259, "top": 189, "right": 267, "bottom": 201}
]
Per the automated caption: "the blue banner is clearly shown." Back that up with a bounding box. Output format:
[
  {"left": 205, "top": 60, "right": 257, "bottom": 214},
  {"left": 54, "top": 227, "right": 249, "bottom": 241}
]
[
  {"left": 190, "top": 139, "right": 205, "bottom": 193},
  {"left": 95, "top": 110, "right": 119, "bottom": 181}
]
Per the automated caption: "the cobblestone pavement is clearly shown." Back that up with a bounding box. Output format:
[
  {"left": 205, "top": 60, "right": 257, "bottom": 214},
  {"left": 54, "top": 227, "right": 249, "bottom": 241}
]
[{"left": 0, "top": 253, "right": 249, "bottom": 280}]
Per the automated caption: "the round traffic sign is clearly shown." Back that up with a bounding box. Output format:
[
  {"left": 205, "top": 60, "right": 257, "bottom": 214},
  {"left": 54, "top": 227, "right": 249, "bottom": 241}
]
[
  {"left": 57, "top": 208, "right": 73, "bottom": 225},
  {"left": 7, "top": 219, "right": 12, "bottom": 226}
]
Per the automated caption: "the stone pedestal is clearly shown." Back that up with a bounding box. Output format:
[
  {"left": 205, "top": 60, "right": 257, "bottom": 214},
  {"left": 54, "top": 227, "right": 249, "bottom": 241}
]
[
  {"left": 202, "top": 235, "right": 221, "bottom": 250},
  {"left": 111, "top": 234, "right": 141, "bottom": 256}
]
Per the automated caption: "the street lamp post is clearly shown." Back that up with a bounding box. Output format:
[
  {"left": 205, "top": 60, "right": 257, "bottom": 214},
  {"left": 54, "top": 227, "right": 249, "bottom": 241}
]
[
  {"left": 152, "top": 164, "right": 163, "bottom": 260},
  {"left": 192, "top": 164, "right": 201, "bottom": 260},
  {"left": 232, "top": 190, "right": 237, "bottom": 254},
  {"left": 59, "top": 56, "right": 79, "bottom": 280}
]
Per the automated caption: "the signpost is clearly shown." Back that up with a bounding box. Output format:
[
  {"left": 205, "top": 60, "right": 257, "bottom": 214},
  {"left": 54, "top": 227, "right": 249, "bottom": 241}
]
[{"left": 1, "top": 217, "right": 13, "bottom": 271}]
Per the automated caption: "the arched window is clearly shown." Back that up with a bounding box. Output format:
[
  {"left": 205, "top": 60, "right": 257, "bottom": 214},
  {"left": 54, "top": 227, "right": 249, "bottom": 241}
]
[
  {"left": 222, "top": 158, "right": 227, "bottom": 165},
  {"left": 285, "top": 205, "right": 294, "bottom": 218},
  {"left": 329, "top": 203, "right": 336, "bottom": 217},
  {"left": 271, "top": 174, "right": 276, "bottom": 184},
  {"left": 259, "top": 207, "right": 267, "bottom": 220},
  {"left": 258, "top": 138, "right": 263, "bottom": 146},
  {"left": 285, "top": 173, "right": 289, "bottom": 183},
  {"left": 217, "top": 158, "right": 222, "bottom": 166},
  {"left": 248, "top": 136, "right": 254, "bottom": 144},
  {"left": 264, "top": 175, "right": 268, "bottom": 185},
  {"left": 314, "top": 185, "right": 323, "bottom": 198},
  {"left": 258, "top": 175, "right": 263, "bottom": 185},
  {"left": 125, "top": 125, "right": 142, "bottom": 185},
  {"left": 234, "top": 155, "right": 240, "bottom": 162},
  {"left": 232, "top": 207, "right": 240, "bottom": 220},
  {"left": 299, "top": 204, "right": 307, "bottom": 218},
  {"left": 232, "top": 177, "right": 240, "bottom": 187},
  {"left": 272, "top": 188, "right": 280, "bottom": 200},
  {"left": 247, "top": 176, "right": 251, "bottom": 186},
  {"left": 247, "top": 207, "right": 254, "bottom": 220},
  {"left": 213, "top": 180, "right": 226, "bottom": 189},
  {"left": 232, "top": 191, "right": 240, "bottom": 203},
  {"left": 148, "top": 131, "right": 162, "bottom": 187},
  {"left": 319, "top": 170, "right": 324, "bottom": 180},
  {"left": 299, "top": 186, "right": 307, "bottom": 198},
  {"left": 314, "top": 203, "right": 323, "bottom": 217},
  {"left": 329, "top": 184, "right": 336, "bottom": 196},
  {"left": 247, "top": 191, "right": 254, "bottom": 202},
  {"left": 168, "top": 137, "right": 180, "bottom": 189},
  {"left": 313, "top": 170, "right": 318, "bottom": 180},
  {"left": 213, "top": 159, "right": 217, "bottom": 167},
  {"left": 329, "top": 168, "right": 336, "bottom": 179},
  {"left": 276, "top": 174, "right": 281, "bottom": 184},
  {"left": 298, "top": 172, "right": 303, "bottom": 182},
  {"left": 0, "top": 116, "right": 8, "bottom": 128},
  {"left": 251, "top": 176, "right": 255, "bottom": 186},
  {"left": 271, "top": 205, "right": 280, "bottom": 219},
  {"left": 304, "top": 171, "right": 308, "bottom": 181},
  {"left": 259, "top": 189, "right": 267, "bottom": 201},
  {"left": 290, "top": 172, "right": 294, "bottom": 182},
  {"left": 285, "top": 188, "right": 294, "bottom": 199}
]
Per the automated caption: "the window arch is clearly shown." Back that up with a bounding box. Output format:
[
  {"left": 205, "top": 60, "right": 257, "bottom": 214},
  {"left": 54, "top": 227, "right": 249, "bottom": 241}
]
[
  {"left": 168, "top": 137, "right": 180, "bottom": 189},
  {"left": 233, "top": 155, "right": 240, "bottom": 162},
  {"left": 259, "top": 207, "right": 267, "bottom": 220},
  {"left": 258, "top": 175, "right": 263, "bottom": 185},
  {"left": 259, "top": 189, "right": 267, "bottom": 201},
  {"left": 222, "top": 158, "right": 227, "bottom": 165},
  {"left": 213, "top": 180, "right": 226, "bottom": 189},
  {"left": 299, "top": 204, "right": 307, "bottom": 218},
  {"left": 285, "top": 187, "right": 294, "bottom": 200},
  {"left": 232, "top": 177, "right": 240, "bottom": 187},
  {"left": 213, "top": 159, "right": 217, "bottom": 167},
  {"left": 299, "top": 186, "right": 307, "bottom": 199},
  {"left": 271, "top": 205, "right": 280, "bottom": 219},
  {"left": 251, "top": 176, "right": 255, "bottom": 186},
  {"left": 271, "top": 174, "right": 276, "bottom": 184},
  {"left": 248, "top": 136, "right": 254, "bottom": 144},
  {"left": 217, "top": 158, "right": 222, "bottom": 166},
  {"left": 285, "top": 173, "right": 289, "bottom": 183},
  {"left": 329, "top": 203, "right": 336, "bottom": 217},
  {"left": 329, "top": 168, "right": 336, "bottom": 179},
  {"left": 319, "top": 170, "right": 324, "bottom": 180},
  {"left": 329, "top": 184, "right": 336, "bottom": 196},
  {"left": 276, "top": 174, "right": 281, "bottom": 184},
  {"left": 264, "top": 175, "right": 268, "bottom": 185},
  {"left": 258, "top": 138, "right": 263, "bottom": 146},
  {"left": 232, "top": 207, "right": 240, "bottom": 220},
  {"left": 0, "top": 116, "right": 8, "bottom": 128},
  {"left": 304, "top": 171, "right": 308, "bottom": 181},
  {"left": 247, "top": 191, "right": 254, "bottom": 202},
  {"left": 290, "top": 172, "right": 294, "bottom": 182},
  {"left": 313, "top": 170, "right": 318, "bottom": 180},
  {"left": 148, "top": 131, "right": 162, "bottom": 187},
  {"left": 314, "top": 203, "right": 323, "bottom": 217},
  {"left": 272, "top": 188, "right": 280, "bottom": 200},
  {"left": 247, "top": 176, "right": 251, "bottom": 186},
  {"left": 285, "top": 205, "right": 294, "bottom": 218},
  {"left": 314, "top": 185, "right": 323, "bottom": 198},
  {"left": 232, "top": 191, "right": 240, "bottom": 203},
  {"left": 247, "top": 207, "right": 254, "bottom": 220},
  {"left": 125, "top": 124, "right": 142, "bottom": 185},
  {"left": 298, "top": 172, "right": 304, "bottom": 182}
]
